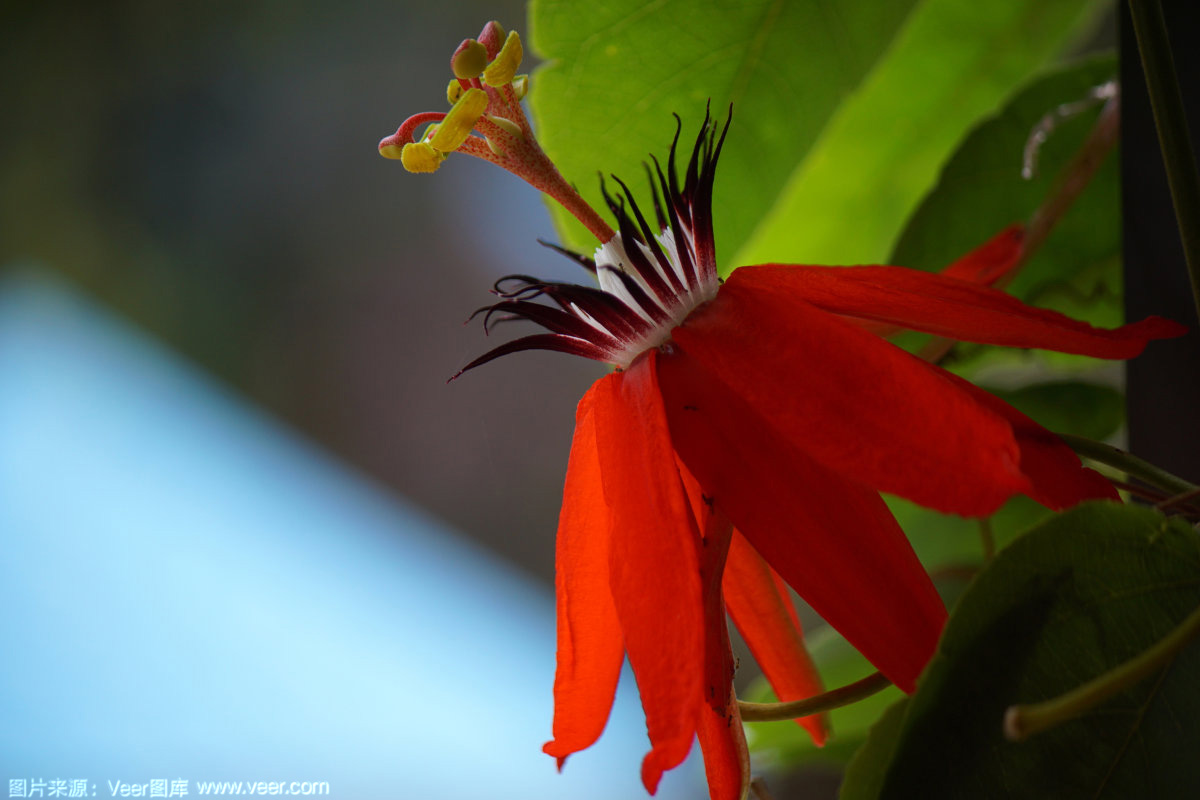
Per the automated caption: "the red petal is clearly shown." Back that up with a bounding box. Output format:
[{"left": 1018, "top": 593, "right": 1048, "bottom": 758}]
[
  {"left": 939, "top": 224, "right": 1025, "bottom": 286},
  {"left": 734, "top": 262, "right": 1185, "bottom": 359},
  {"left": 657, "top": 348, "right": 947, "bottom": 692},
  {"left": 543, "top": 384, "right": 625, "bottom": 767},
  {"left": 849, "top": 225, "right": 1024, "bottom": 337},
  {"left": 592, "top": 359, "right": 705, "bottom": 793},
  {"left": 947, "top": 374, "right": 1119, "bottom": 509},
  {"left": 672, "top": 279, "right": 1030, "bottom": 516},
  {"left": 696, "top": 686, "right": 750, "bottom": 800},
  {"left": 724, "top": 532, "right": 828, "bottom": 745}
]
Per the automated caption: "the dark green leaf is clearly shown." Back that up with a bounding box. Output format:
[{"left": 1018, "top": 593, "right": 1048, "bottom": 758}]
[
  {"left": 891, "top": 54, "right": 1122, "bottom": 374},
  {"left": 838, "top": 698, "right": 909, "bottom": 800},
  {"left": 984, "top": 380, "right": 1125, "bottom": 441},
  {"left": 840, "top": 502, "right": 1200, "bottom": 799}
]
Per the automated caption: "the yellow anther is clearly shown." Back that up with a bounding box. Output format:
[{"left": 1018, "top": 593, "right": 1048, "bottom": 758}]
[
  {"left": 430, "top": 88, "right": 488, "bottom": 152},
  {"left": 483, "top": 31, "right": 523, "bottom": 87},
  {"left": 511, "top": 74, "right": 529, "bottom": 100},
  {"left": 451, "top": 39, "right": 489, "bottom": 80},
  {"left": 378, "top": 140, "right": 405, "bottom": 160},
  {"left": 399, "top": 142, "right": 444, "bottom": 173},
  {"left": 446, "top": 79, "right": 465, "bottom": 105}
]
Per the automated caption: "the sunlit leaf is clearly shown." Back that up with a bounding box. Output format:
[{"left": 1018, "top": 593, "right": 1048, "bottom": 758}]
[
  {"left": 735, "top": 0, "right": 1106, "bottom": 268},
  {"left": 529, "top": 0, "right": 920, "bottom": 257}
]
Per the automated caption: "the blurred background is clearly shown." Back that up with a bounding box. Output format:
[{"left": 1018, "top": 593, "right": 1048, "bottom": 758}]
[
  {"left": 0, "top": 1, "right": 702, "bottom": 797},
  {"left": 1, "top": 0, "right": 596, "bottom": 581}
]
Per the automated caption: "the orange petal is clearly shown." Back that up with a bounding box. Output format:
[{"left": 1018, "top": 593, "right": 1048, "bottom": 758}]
[
  {"left": 724, "top": 532, "right": 828, "bottom": 745},
  {"left": 592, "top": 359, "right": 705, "bottom": 793},
  {"left": 543, "top": 384, "right": 625, "bottom": 766},
  {"left": 696, "top": 686, "right": 750, "bottom": 800},
  {"left": 658, "top": 347, "right": 946, "bottom": 692},
  {"left": 672, "top": 279, "right": 1030, "bottom": 517}
]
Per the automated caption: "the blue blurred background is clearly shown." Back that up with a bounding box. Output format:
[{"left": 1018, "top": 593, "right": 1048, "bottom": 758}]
[{"left": 0, "top": 2, "right": 701, "bottom": 796}]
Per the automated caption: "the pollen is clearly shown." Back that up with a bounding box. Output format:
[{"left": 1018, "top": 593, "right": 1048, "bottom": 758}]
[
  {"left": 483, "top": 31, "right": 523, "bottom": 87},
  {"left": 399, "top": 141, "right": 444, "bottom": 173},
  {"left": 430, "top": 88, "right": 488, "bottom": 152}
]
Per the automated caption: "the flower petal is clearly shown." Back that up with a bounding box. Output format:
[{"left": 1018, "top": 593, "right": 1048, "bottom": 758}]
[
  {"left": 938, "top": 224, "right": 1025, "bottom": 286},
  {"left": 696, "top": 687, "right": 750, "bottom": 800},
  {"left": 592, "top": 360, "right": 705, "bottom": 793},
  {"left": 848, "top": 225, "right": 1024, "bottom": 337},
  {"left": 676, "top": 457, "right": 736, "bottom": 715},
  {"left": 735, "top": 262, "right": 1185, "bottom": 359},
  {"left": 543, "top": 385, "right": 625, "bottom": 767},
  {"left": 657, "top": 348, "right": 947, "bottom": 692},
  {"left": 671, "top": 280, "right": 1030, "bottom": 516},
  {"left": 723, "top": 532, "right": 828, "bottom": 745},
  {"left": 946, "top": 373, "right": 1119, "bottom": 509}
]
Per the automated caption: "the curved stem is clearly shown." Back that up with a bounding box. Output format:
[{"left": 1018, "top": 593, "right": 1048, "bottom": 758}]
[
  {"left": 1128, "top": 0, "right": 1200, "bottom": 324},
  {"left": 737, "top": 671, "right": 891, "bottom": 722},
  {"left": 1004, "top": 600, "right": 1200, "bottom": 741},
  {"left": 1059, "top": 433, "right": 1197, "bottom": 496}
]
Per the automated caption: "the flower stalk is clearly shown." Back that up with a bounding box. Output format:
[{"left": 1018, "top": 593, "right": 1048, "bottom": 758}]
[
  {"left": 1059, "top": 433, "right": 1198, "bottom": 497},
  {"left": 737, "top": 671, "right": 891, "bottom": 722}
]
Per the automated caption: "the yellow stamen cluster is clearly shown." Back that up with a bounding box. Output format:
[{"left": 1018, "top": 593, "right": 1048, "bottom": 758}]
[{"left": 380, "top": 25, "right": 530, "bottom": 174}]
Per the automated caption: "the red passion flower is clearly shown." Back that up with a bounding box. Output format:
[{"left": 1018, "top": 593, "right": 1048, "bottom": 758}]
[{"left": 379, "top": 21, "right": 1186, "bottom": 800}]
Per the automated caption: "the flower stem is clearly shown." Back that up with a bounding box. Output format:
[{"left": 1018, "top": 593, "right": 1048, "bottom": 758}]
[
  {"left": 1059, "top": 433, "right": 1198, "bottom": 496},
  {"left": 1017, "top": 90, "right": 1120, "bottom": 285},
  {"left": 1128, "top": 0, "right": 1200, "bottom": 324},
  {"left": 737, "top": 671, "right": 891, "bottom": 722},
  {"left": 1004, "top": 600, "right": 1200, "bottom": 741},
  {"left": 1156, "top": 485, "right": 1200, "bottom": 512}
]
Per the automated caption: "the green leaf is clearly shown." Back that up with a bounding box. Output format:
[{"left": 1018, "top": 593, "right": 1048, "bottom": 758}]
[
  {"left": 891, "top": 54, "right": 1122, "bottom": 375},
  {"left": 984, "top": 380, "right": 1125, "bottom": 441},
  {"left": 840, "top": 503, "right": 1200, "bottom": 798},
  {"left": 735, "top": 0, "right": 1105, "bottom": 268},
  {"left": 528, "top": 0, "right": 921, "bottom": 257}
]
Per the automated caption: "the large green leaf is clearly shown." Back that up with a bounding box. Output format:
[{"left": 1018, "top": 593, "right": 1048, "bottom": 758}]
[
  {"left": 840, "top": 503, "right": 1200, "bottom": 798},
  {"left": 734, "top": 0, "right": 1104, "bottom": 268},
  {"left": 528, "top": 0, "right": 919, "bottom": 258}
]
